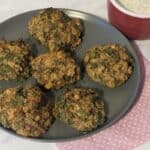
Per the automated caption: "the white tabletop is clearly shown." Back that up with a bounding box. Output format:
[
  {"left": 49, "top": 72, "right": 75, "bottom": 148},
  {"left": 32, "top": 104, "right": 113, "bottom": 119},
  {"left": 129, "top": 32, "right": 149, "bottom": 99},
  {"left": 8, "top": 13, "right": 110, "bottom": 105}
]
[{"left": 0, "top": 0, "right": 150, "bottom": 150}]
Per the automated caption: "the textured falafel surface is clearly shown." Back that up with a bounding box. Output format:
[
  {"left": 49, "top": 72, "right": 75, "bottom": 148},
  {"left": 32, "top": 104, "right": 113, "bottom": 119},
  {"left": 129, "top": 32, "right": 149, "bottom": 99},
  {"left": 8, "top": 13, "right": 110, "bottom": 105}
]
[
  {"left": 31, "top": 50, "right": 80, "bottom": 89},
  {"left": 0, "top": 86, "right": 54, "bottom": 137},
  {"left": 53, "top": 88, "right": 106, "bottom": 132},
  {"left": 28, "top": 8, "right": 84, "bottom": 51},
  {"left": 84, "top": 44, "right": 133, "bottom": 88},
  {"left": 0, "top": 40, "right": 32, "bottom": 80}
]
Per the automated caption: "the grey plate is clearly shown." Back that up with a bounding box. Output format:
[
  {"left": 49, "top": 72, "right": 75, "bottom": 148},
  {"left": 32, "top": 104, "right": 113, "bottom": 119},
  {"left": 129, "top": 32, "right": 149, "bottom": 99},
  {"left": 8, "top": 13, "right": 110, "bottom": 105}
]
[{"left": 0, "top": 9, "right": 141, "bottom": 142}]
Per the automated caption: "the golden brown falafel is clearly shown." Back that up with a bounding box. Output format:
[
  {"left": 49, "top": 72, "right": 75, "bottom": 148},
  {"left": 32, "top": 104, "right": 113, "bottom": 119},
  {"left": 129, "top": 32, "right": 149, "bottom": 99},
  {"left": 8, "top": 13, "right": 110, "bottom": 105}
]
[
  {"left": 28, "top": 8, "right": 84, "bottom": 51},
  {"left": 53, "top": 88, "right": 106, "bottom": 132},
  {"left": 0, "top": 86, "right": 54, "bottom": 137},
  {"left": 31, "top": 50, "right": 80, "bottom": 89},
  {"left": 0, "top": 40, "right": 32, "bottom": 80},
  {"left": 84, "top": 44, "right": 133, "bottom": 88}
]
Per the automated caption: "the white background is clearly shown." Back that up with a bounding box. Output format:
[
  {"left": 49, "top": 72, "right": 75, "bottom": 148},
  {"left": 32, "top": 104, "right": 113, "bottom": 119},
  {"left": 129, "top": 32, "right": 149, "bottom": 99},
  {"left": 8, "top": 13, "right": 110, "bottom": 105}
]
[{"left": 0, "top": 0, "right": 150, "bottom": 150}]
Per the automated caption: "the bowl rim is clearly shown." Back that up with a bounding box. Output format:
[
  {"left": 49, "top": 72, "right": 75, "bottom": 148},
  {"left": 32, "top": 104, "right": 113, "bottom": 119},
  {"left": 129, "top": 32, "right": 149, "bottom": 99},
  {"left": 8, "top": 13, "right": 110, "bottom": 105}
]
[{"left": 110, "top": 0, "right": 150, "bottom": 19}]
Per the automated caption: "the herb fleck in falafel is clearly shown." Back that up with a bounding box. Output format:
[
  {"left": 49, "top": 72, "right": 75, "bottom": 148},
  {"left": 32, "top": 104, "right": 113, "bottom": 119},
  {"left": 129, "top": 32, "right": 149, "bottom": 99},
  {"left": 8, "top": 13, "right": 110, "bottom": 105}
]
[
  {"left": 28, "top": 8, "right": 84, "bottom": 51},
  {"left": 0, "top": 86, "right": 54, "bottom": 137},
  {"left": 53, "top": 88, "right": 106, "bottom": 132},
  {"left": 31, "top": 50, "right": 80, "bottom": 90},
  {"left": 84, "top": 44, "right": 133, "bottom": 88},
  {"left": 0, "top": 40, "right": 32, "bottom": 80}
]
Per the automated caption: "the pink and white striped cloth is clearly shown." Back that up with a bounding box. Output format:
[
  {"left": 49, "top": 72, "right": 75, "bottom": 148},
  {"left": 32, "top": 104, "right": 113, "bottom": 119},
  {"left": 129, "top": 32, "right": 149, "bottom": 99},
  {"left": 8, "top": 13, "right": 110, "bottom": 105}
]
[{"left": 57, "top": 53, "right": 150, "bottom": 150}]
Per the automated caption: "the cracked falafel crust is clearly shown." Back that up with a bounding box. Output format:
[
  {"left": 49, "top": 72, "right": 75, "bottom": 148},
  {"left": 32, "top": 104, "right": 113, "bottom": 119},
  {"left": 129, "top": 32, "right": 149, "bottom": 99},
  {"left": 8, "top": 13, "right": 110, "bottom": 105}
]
[
  {"left": 0, "top": 40, "right": 32, "bottom": 81},
  {"left": 28, "top": 8, "right": 84, "bottom": 51},
  {"left": 31, "top": 50, "right": 80, "bottom": 89},
  {"left": 53, "top": 88, "right": 106, "bottom": 132},
  {"left": 0, "top": 86, "right": 54, "bottom": 137},
  {"left": 84, "top": 44, "right": 133, "bottom": 88}
]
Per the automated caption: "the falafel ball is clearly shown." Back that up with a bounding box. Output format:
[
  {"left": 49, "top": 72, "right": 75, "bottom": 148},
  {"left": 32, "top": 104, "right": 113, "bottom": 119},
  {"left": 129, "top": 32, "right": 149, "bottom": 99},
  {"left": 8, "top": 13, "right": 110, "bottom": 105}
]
[
  {"left": 0, "top": 40, "right": 32, "bottom": 80},
  {"left": 0, "top": 86, "right": 54, "bottom": 137},
  {"left": 31, "top": 50, "right": 80, "bottom": 89},
  {"left": 28, "top": 8, "right": 84, "bottom": 51},
  {"left": 84, "top": 44, "right": 133, "bottom": 88},
  {"left": 53, "top": 88, "right": 106, "bottom": 132}
]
